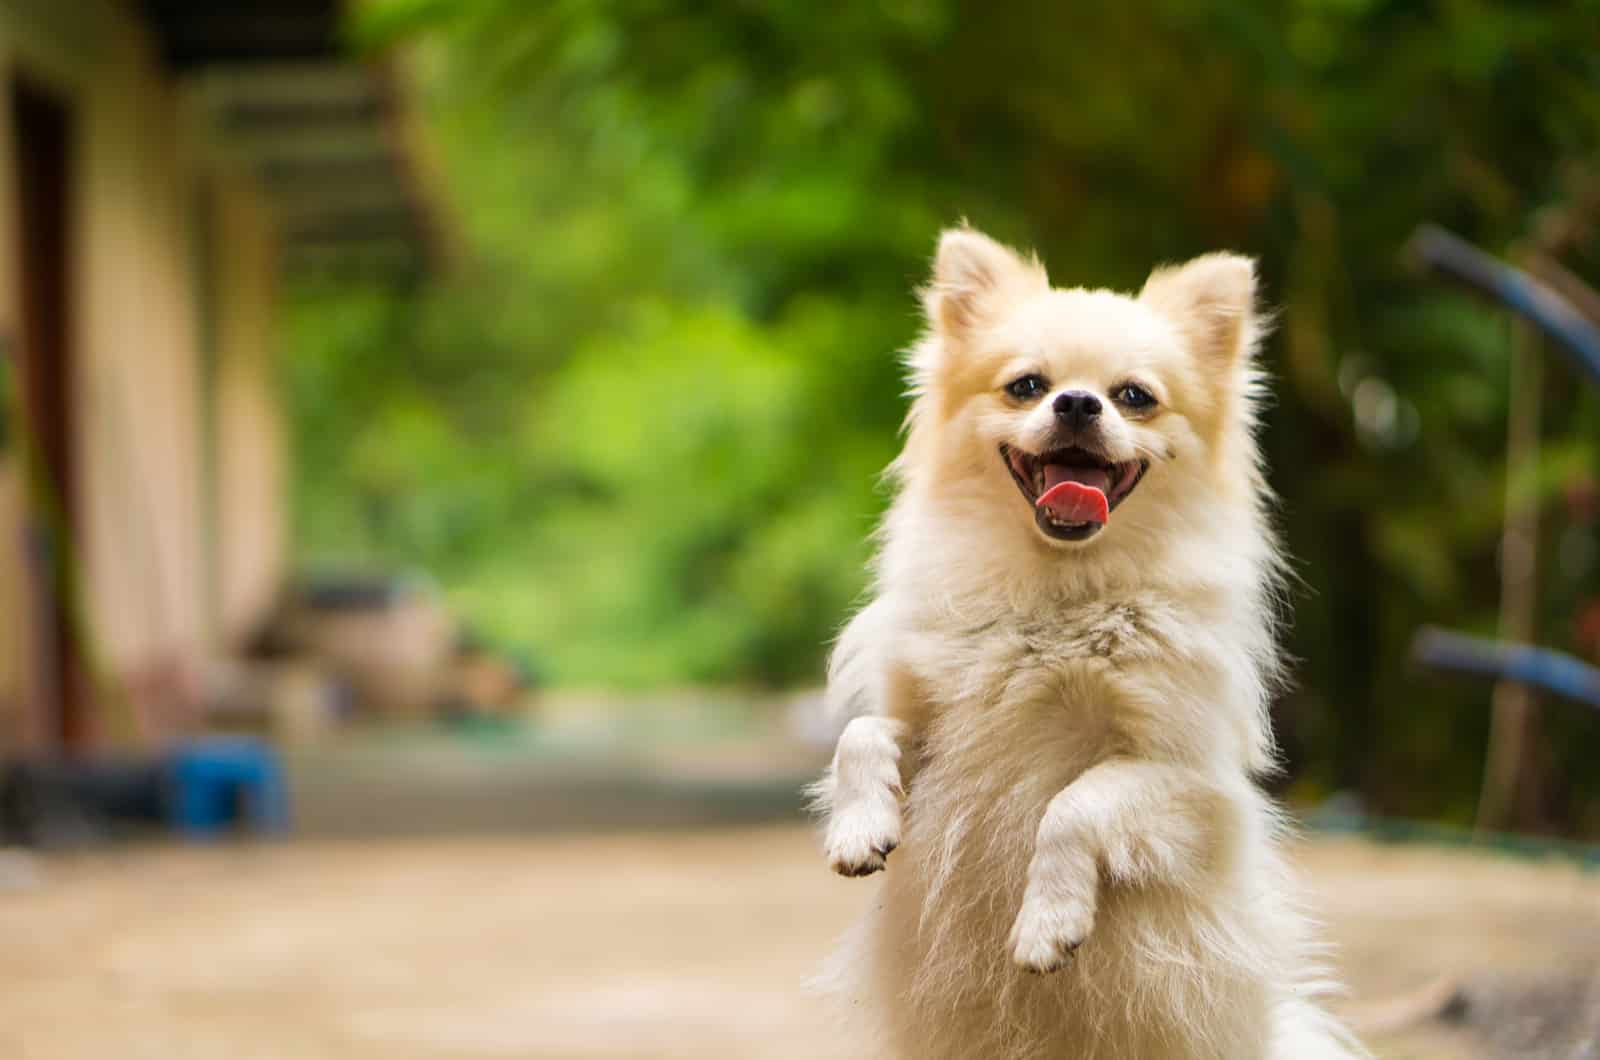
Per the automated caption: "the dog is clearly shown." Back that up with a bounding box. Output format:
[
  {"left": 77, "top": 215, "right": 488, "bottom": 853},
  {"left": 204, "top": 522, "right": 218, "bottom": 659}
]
[{"left": 811, "top": 227, "right": 1367, "bottom": 1059}]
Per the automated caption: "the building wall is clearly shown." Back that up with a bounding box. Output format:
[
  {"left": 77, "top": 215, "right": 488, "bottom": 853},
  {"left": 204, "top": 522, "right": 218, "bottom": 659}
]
[
  {"left": 0, "top": 29, "right": 21, "bottom": 747},
  {"left": 0, "top": 458, "right": 25, "bottom": 747},
  {"left": 212, "top": 178, "right": 287, "bottom": 650},
  {"left": 0, "top": 0, "right": 287, "bottom": 749}
]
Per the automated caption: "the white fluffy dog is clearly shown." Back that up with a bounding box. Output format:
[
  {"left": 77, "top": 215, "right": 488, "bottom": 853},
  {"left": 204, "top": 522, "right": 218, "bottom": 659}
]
[{"left": 812, "top": 227, "right": 1367, "bottom": 1059}]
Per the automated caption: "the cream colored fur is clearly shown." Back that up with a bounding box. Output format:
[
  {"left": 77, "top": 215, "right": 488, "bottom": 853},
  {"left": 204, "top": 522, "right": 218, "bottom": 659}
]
[{"left": 812, "top": 228, "right": 1368, "bottom": 1059}]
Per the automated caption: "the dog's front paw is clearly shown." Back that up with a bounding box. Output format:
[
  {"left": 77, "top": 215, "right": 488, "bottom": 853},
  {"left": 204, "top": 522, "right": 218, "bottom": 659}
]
[
  {"left": 820, "top": 716, "right": 906, "bottom": 877},
  {"left": 824, "top": 797, "right": 901, "bottom": 877},
  {"left": 1008, "top": 882, "right": 1097, "bottom": 974}
]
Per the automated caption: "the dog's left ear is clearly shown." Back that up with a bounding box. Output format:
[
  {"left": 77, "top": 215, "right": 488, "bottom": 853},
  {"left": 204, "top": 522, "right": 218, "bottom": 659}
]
[{"left": 1139, "top": 253, "right": 1258, "bottom": 366}]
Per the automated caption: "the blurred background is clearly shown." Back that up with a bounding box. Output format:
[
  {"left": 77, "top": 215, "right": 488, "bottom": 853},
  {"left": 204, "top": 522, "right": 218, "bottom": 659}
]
[{"left": 0, "top": 1, "right": 1598, "bottom": 1058}]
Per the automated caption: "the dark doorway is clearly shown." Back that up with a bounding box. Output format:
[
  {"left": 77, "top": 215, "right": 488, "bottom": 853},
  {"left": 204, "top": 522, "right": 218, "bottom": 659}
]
[{"left": 10, "top": 76, "right": 90, "bottom": 750}]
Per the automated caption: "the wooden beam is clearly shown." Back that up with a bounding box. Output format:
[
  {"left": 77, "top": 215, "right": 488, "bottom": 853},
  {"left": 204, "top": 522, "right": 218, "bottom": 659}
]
[
  {"left": 218, "top": 96, "right": 388, "bottom": 135},
  {"left": 256, "top": 155, "right": 404, "bottom": 189},
  {"left": 263, "top": 177, "right": 413, "bottom": 216},
  {"left": 283, "top": 210, "right": 420, "bottom": 245},
  {"left": 142, "top": 3, "right": 341, "bottom": 68}
]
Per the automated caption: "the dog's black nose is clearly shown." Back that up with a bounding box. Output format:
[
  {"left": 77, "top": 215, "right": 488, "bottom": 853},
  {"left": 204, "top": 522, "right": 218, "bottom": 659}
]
[{"left": 1053, "top": 390, "right": 1102, "bottom": 429}]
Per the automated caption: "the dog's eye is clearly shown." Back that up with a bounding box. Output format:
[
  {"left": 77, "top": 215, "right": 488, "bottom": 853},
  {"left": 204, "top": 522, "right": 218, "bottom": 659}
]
[
  {"left": 1005, "top": 374, "right": 1049, "bottom": 401},
  {"left": 1113, "top": 383, "right": 1157, "bottom": 410}
]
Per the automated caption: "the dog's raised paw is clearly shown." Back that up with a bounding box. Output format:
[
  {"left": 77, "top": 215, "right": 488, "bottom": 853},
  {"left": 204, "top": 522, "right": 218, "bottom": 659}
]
[
  {"left": 820, "top": 715, "right": 906, "bottom": 878},
  {"left": 1008, "top": 891, "right": 1095, "bottom": 973},
  {"left": 824, "top": 806, "right": 900, "bottom": 877}
]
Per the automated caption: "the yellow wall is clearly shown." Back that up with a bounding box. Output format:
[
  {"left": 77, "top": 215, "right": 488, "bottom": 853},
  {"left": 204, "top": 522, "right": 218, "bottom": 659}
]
[{"left": 0, "top": 0, "right": 287, "bottom": 749}]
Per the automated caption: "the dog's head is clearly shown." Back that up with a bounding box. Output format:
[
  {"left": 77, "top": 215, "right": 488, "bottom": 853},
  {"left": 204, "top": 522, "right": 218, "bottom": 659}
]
[{"left": 900, "top": 227, "right": 1264, "bottom": 553}]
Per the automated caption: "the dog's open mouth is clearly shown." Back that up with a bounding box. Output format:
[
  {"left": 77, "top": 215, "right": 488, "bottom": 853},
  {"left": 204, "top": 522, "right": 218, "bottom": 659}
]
[{"left": 1001, "top": 444, "right": 1148, "bottom": 542}]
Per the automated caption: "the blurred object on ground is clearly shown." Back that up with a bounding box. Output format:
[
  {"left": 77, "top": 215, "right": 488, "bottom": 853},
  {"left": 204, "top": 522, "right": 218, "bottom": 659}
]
[
  {"left": 438, "top": 626, "right": 539, "bottom": 722},
  {"left": 165, "top": 739, "right": 290, "bottom": 839},
  {"left": 0, "top": 828, "right": 1593, "bottom": 1060},
  {"left": 272, "top": 574, "right": 456, "bottom": 718},
  {"left": 205, "top": 656, "right": 348, "bottom": 747},
  {"left": 0, "top": 737, "right": 289, "bottom": 848},
  {"left": 1318, "top": 839, "right": 1600, "bottom": 1059},
  {"left": 215, "top": 574, "right": 539, "bottom": 738}
]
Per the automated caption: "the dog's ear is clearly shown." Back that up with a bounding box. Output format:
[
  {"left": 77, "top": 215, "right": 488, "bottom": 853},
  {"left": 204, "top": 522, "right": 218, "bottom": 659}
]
[
  {"left": 1139, "top": 253, "right": 1258, "bottom": 366},
  {"left": 924, "top": 227, "right": 1044, "bottom": 339}
]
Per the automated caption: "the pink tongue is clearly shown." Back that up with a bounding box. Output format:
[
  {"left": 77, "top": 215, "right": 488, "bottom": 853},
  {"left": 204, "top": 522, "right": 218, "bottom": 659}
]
[{"left": 1036, "top": 465, "right": 1110, "bottom": 525}]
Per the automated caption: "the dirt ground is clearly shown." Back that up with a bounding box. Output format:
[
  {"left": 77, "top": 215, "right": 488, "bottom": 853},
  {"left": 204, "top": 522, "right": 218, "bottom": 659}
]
[{"left": 1, "top": 827, "right": 1596, "bottom": 1060}]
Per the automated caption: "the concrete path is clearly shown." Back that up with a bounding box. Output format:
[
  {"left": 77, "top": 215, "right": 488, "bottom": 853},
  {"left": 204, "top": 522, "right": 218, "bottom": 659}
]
[{"left": 0, "top": 827, "right": 1595, "bottom": 1059}]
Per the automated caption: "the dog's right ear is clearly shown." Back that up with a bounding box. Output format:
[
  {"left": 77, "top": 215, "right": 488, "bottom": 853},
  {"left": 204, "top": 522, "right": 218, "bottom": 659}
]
[{"left": 923, "top": 227, "right": 1044, "bottom": 340}]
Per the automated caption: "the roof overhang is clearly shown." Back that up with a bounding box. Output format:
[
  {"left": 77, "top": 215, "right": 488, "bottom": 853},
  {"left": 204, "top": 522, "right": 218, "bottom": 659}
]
[{"left": 140, "top": 1, "right": 443, "bottom": 273}]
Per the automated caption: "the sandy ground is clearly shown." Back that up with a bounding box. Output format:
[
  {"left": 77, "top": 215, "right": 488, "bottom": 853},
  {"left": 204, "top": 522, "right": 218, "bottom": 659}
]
[{"left": 1, "top": 827, "right": 1596, "bottom": 1060}]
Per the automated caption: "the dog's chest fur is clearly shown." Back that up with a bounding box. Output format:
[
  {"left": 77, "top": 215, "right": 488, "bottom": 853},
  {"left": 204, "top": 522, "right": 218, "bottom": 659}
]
[
  {"left": 869, "top": 591, "right": 1270, "bottom": 1058},
  {"left": 900, "top": 592, "right": 1181, "bottom": 770}
]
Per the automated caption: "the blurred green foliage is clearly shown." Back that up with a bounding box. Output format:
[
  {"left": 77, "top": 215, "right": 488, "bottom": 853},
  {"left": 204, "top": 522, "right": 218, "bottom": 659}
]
[{"left": 289, "top": 0, "right": 1600, "bottom": 830}]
